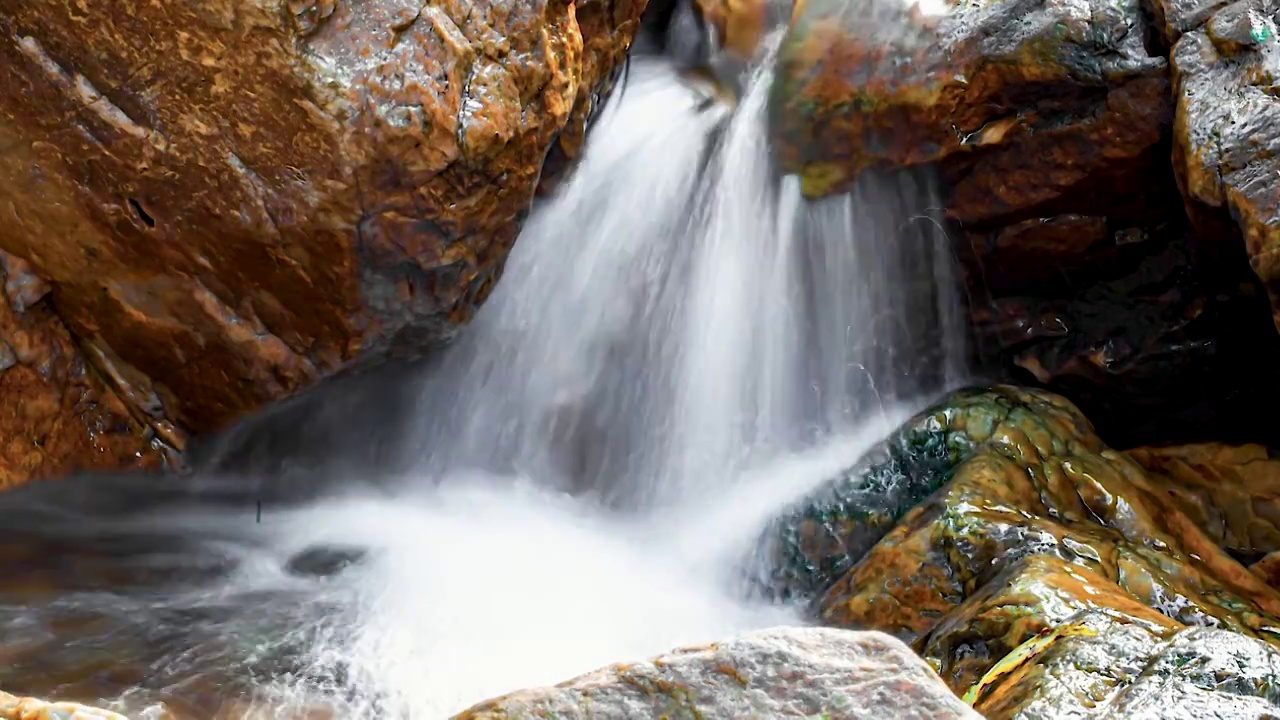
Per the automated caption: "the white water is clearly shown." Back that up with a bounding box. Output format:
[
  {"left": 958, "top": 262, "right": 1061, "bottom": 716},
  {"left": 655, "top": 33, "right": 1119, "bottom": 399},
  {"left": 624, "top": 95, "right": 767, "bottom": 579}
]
[
  {"left": 0, "top": 34, "right": 963, "bottom": 720},
  {"left": 247, "top": 42, "right": 962, "bottom": 718}
]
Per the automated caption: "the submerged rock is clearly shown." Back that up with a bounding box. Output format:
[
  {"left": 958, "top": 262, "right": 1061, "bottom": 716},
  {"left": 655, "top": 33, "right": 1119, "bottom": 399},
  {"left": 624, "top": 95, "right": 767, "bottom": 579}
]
[
  {"left": 761, "top": 386, "right": 1280, "bottom": 715},
  {"left": 0, "top": 0, "right": 643, "bottom": 439},
  {"left": 0, "top": 250, "right": 163, "bottom": 487},
  {"left": 452, "top": 626, "right": 981, "bottom": 719}
]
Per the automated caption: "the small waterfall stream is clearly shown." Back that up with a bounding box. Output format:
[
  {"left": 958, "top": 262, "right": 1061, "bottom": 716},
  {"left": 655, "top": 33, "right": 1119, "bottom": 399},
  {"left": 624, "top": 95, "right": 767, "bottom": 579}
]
[{"left": 0, "top": 32, "right": 963, "bottom": 720}]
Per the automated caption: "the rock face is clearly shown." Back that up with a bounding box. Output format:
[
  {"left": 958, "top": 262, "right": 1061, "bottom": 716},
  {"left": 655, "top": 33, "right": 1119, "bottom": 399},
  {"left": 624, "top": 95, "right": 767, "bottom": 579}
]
[
  {"left": 0, "top": 0, "right": 643, "bottom": 442},
  {"left": 771, "top": 0, "right": 1172, "bottom": 228},
  {"left": 452, "top": 626, "right": 981, "bottom": 719},
  {"left": 1171, "top": 1, "right": 1280, "bottom": 331},
  {"left": 0, "top": 250, "right": 161, "bottom": 487},
  {"left": 760, "top": 386, "right": 1280, "bottom": 717},
  {"left": 765, "top": 0, "right": 1280, "bottom": 448}
]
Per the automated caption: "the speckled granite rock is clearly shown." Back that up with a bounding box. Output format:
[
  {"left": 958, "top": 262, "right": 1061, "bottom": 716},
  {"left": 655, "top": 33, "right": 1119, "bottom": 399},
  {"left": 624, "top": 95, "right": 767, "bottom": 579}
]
[
  {"left": 760, "top": 386, "right": 1280, "bottom": 716},
  {"left": 0, "top": 692, "right": 128, "bottom": 720},
  {"left": 1171, "top": 0, "right": 1280, "bottom": 333},
  {"left": 0, "top": 0, "right": 642, "bottom": 438},
  {"left": 451, "top": 626, "right": 981, "bottom": 719},
  {"left": 0, "top": 250, "right": 162, "bottom": 487}
]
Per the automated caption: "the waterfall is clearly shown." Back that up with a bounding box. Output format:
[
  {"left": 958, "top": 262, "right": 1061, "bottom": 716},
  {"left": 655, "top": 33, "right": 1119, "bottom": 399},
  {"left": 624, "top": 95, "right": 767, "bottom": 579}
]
[{"left": 0, "top": 31, "right": 964, "bottom": 720}]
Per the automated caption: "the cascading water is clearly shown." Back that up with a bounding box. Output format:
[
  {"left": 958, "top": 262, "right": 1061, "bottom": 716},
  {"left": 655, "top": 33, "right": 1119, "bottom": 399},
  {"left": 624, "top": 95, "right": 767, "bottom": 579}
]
[{"left": 0, "top": 27, "right": 963, "bottom": 720}]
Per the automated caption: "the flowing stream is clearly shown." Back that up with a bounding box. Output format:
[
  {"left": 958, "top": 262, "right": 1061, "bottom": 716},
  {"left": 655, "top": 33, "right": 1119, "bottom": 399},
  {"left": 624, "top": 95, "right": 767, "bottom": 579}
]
[{"left": 0, "top": 33, "right": 962, "bottom": 720}]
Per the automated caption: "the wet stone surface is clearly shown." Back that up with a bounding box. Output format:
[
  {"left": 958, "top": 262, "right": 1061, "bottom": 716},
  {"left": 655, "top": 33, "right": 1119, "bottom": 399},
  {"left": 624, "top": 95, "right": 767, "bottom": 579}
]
[{"left": 759, "top": 385, "right": 1280, "bottom": 715}]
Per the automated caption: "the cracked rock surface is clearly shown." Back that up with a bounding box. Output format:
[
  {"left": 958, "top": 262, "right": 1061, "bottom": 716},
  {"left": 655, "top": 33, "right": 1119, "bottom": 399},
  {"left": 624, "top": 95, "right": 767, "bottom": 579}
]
[
  {"left": 0, "top": 250, "right": 161, "bottom": 487},
  {"left": 0, "top": 0, "right": 642, "bottom": 448}
]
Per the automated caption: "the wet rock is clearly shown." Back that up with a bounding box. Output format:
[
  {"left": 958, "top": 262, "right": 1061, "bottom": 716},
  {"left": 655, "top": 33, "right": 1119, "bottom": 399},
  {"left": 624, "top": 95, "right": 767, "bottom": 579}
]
[
  {"left": 285, "top": 545, "right": 366, "bottom": 578},
  {"left": 1127, "top": 442, "right": 1280, "bottom": 561},
  {"left": 0, "top": 0, "right": 643, "bottom": 436},
  {"left": 0, "top": 692, "right": 127, "bottom": 720},
  {"left": 770, "top": 0, "right": 1172, "bottom": 234},
  {"left": 968, "top": 611, "right": 1280, "bottom": 718},
  {"left": 1171, "top": 3, "right": 1280, "bottom": 333},
  {"left": 452, "top": 626, "right": 981, "bottom": 719},
  {"left": 760, "top": 386, "right": 1280, "bottom": 713},
  {"left": 968, "top": 232, "right": 1280, "bottom": 448},
  {"left": 0, "top": 251, "right": 162, "bottom": 488}
]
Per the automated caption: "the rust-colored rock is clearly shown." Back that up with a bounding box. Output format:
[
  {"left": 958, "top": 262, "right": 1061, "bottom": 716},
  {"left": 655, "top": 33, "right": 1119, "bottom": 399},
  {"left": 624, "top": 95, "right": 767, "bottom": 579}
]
[
  {"left": 0, "top": 250, "right": 161, "bottom": 488},
  {"left": 1171, "top": 1, "right": 1280, "bottom": 333},
  {"left": 770, "top": 0, "right": 1171, "bottom": 231},
  {"left": 762, "top": 386, "right": 1280, "bottom": 716},
  {"left": 1128, "top": 442, "right": 1280, "bottom": 560},
  {"left": 0, "top": 0, "right": 643, "bottom": 437}
]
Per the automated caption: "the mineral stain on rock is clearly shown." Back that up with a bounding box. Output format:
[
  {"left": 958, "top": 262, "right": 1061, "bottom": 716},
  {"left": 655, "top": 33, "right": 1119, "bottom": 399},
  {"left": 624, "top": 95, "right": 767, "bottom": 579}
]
[
  {"left": 0, "top": 0, "right": 644, "bottom": 447},
  {"left": 760, "top": 385, "right": 1280, "bottom": 717}
]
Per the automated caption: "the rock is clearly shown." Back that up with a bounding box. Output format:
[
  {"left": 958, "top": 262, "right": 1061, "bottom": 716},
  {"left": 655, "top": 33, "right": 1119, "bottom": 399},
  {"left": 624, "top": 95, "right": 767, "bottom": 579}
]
[
  {"left": 285, "top": 545, "right": 366, "bottom": 578},
  {"left": 0, "top": 251, "right": 162, "bottom": 487},
  {"left": 760, "top": 386, "right": 1280, "bottom": 713},
  {"left": 0, "top": 692, "right": 127, "bottom": 720},
  {"left": 0, "top": 0, "right": 642, "bottom": 437},
  {"left": 1127, "top": 442, "right": 1280, "bottom": 562},
  {"left": 967, "top": 232, "right": 1280, "bottom": 448},
  {"left": 770, "top": 0, "right": 1172, "bottom": 234},
  {"left": 1171, "top": 2, "right": 1280, "bottom": 333},
  {"left": 451, "top": 626, "right": 981, "bottom": 719},
  {"left": 1147, "top": 0, "right": 1275, "bottom": 49},
  {"left": 968, "top": 612, "right": 1280, "bottom": 718}
]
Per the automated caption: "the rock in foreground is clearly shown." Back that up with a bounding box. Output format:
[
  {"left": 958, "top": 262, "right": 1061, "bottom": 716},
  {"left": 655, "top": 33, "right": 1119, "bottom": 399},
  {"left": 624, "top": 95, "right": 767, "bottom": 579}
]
[
  {"left": 452, "top": 626, "right": 980, "bottom": 719},
  {"left": 0, "top": 692, "right": 126, "bottom": 720}
]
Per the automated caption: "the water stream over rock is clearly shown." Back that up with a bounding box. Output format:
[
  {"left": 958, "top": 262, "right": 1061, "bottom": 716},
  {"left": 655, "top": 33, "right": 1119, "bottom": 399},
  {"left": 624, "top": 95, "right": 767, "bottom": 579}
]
[{"left": 0, "top": 38, "right": 963, "bottom": 719}]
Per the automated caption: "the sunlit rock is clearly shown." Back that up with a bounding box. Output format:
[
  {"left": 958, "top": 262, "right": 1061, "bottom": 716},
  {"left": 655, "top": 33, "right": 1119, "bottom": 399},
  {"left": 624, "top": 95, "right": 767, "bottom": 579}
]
[
  {"left": 452, "top": 626, "right": 980, "bottom": 719},
  {"left": 0, "top": 692, "right": 127, "bottom": 720},
  {"left": 761, "top": 385, "right": 1280, "bottom": 713},
  {"left": 1171, "top": 1, "right": 1280, "bottom": 333},
  {"left": 0, "top": 250, "right": 163, "bottom": 487},
  {"left": 967, "top": 611, "right": 1280, "bottom": 718},
  {"left": 0, "top": 0, "right": 643, "bottom": 441}
]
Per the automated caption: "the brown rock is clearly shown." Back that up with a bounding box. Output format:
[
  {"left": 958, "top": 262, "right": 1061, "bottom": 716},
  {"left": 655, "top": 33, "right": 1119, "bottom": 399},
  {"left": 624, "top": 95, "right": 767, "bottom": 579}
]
[
  {"left": 1171, "top": 2, "right": 1280, "bottom": 333},
  {"left": 0, "top": 250, "right": 161, "bottom": 488},
  {"left": 770, "top": 0, "right": 1172, "bottom": 233},
  {"left": 966, "top": 230, "right": 1280, "bottom": 448},
  {"left": 0, "top": 0, "right": 642, "bottom": 436},
  {"left": 1128, "top": 442, "right": 1280, "bottom": 560}
]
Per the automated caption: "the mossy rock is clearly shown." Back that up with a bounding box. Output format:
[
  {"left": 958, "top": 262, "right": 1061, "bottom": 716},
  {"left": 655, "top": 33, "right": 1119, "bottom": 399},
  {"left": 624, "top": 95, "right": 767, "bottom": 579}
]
[{"left": 760, "top": 385, "right": 1280, "bottom": 717}]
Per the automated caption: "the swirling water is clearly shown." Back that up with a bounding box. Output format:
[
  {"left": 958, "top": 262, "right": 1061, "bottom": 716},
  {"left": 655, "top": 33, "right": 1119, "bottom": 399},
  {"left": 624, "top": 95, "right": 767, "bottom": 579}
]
[{"left": 0, "top": 41, "right": 961, "bottom": 720}]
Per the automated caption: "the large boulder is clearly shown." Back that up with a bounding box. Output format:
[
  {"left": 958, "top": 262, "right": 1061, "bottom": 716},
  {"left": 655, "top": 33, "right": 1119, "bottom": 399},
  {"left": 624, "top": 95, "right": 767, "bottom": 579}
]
[
  {"left": 0, "top": 250, "right": 161, "bottom": 487},
  {"left": 0, "top": 0, "right": 643, "bottom": 446},
  {"left": 759, "top": 386, "right": 1280, "bottom": 716},
  {"left": 452, "top": 626, "right": 981, "bottom": 719}
]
